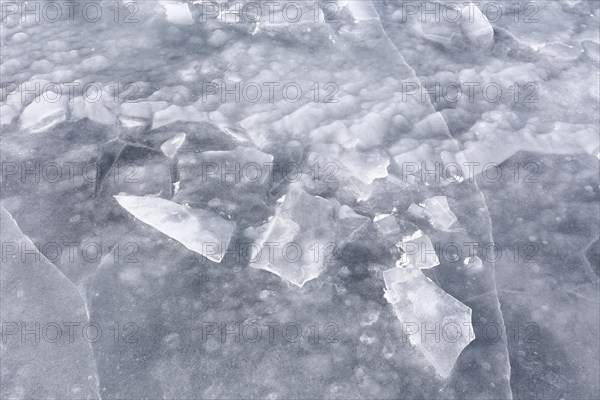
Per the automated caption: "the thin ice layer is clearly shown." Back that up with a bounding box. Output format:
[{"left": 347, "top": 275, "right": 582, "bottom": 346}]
[
  {"left": 114, "top": 195, "right": 235, "bottom": 262},
  {"left": 0, "top": 206, "right": 100, "bottom": 399},
  {"left": 383, "top": 266, "right": 475, "bottom": 378}
]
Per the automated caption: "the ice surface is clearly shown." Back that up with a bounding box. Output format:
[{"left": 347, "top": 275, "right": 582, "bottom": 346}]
[
  {"left": 96, "top": 141, "right": 173, "bottom": 198},
  {"left": 338, "top": 0, "right": 380, "bottom": 22},
  {"left": 383, "top": 266, "right": 475, "bottom": 378},
  {"left": 0, "top": 206, "right": 99, "bottom": 399},
  {"left": 114, "top": 195, "right": 235, "bottom": 262},
  {"left": 249, "top": 184, "right": 335, "bottom": 287},
  {"left": 6, "top": 0, "right": 594, "bottom": 395}
]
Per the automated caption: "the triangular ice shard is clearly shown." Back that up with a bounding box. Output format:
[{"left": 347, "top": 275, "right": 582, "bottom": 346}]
[
  {"left": 249, "top": 185, "right": 335, "bottom": 287},
  {"left": 114, "top": 195, "right": 235, "bottom": 262}
]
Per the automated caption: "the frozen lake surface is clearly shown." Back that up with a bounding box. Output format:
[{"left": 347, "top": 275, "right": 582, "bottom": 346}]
[{"left": 1, "top": 1, "right": 599, "bottom": 399}]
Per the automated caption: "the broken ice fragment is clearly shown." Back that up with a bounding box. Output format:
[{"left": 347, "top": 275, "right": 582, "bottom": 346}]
[
  {"left": 114, "top": 195, "right": 235, "bottom": 262},
  {"left": 340, "top": 149, "right": 389, "bottom": 184},
  {"left": 407, "top": 203, "right": 426, "bottom": 219},
  {"left": 160, "top": 132, "right": 186, "bottom": 158},
  {"left": 20, "top": 92, "right": 68, "bottom": 132},
  {"left": 337, "top": 205, "right": 371, "bottom": 247},
  {"left": 398, "top": 230, "right": 439, "bottom": 269},
  {"left": 159, "top": 1, "right": 194, "bottom": 25},
  {"left": 96, "top": 141, "right": 172, "bottom": 198},
  {"left": 459, "top": 3, "right": 494, "bottom": 50},
  {"left": 249, "top": 185, "right": 335, "bottom": 287},
  {"left": 383, "top": 266, "right": 475, "bottom": 378},
  {"left": 410, "top": 196, "right": 458, "bottom": 232},
  {"left": 338, "top": 0, "right": 379, "bottom": 22}
]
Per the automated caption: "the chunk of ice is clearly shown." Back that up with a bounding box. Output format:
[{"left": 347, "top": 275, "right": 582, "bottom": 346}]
[
  {"left": 159, "top": 1, "right": 194, "bottom": 25},
  {"left": 411, "top": 196, "right": 458, "bottom": 232},
  {"left": 20, "top": 92, "right": 68, "bottom": 132},
  {"left": 383, "top": 266, "right": 475, "bottom": 378},
  {"left": 460, "top": 3, "right": 494, "bottom": 50},
  {"left": 0, "top": 206, "right": 100, "bottom": 399},
  {"left": 338, "top": 0, "right": 379, "bottom": 22},
  {"left": 249, "top": 185, "right": 335, "bottom": 287},
  {"left": 398, "top": 230, "right": 440, "bottom": 269},
  {"left": 407, "top": 203, "right": 426, "bottom": 219},
  {"left": 374, "top": 214, "right": 401, "bottom": 244},
  {"left": 114, "top": 195, "right": 235, "bottom": 263}
]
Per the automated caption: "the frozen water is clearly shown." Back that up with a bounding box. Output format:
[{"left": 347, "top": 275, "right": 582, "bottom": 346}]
[
  {"left": 383, "top": 266, "right": 475, "bottom": 378},
  {"left": 410, "top": 196, "right": 458, "bottom": 232},
  {"left": 398, "top": 230, "right": 440, "bottom": 270},
  {"left": 338, "top": 0, "right": 380, "bottom": 22},
  {"left": 114, "top": 195, "right": 235, "bottom": 263},
  {"left": 249, "top": 184, "right": 335, "bottom": 287},
  {"left": 459, "top": 3, "right": 494, "bottom": 50},
  {"left": 160, "top": 132, "right": 187, "bottom": 158},
  {"left": 20, "top": 93, "right": 68, "bottom": 132},
  {"left": 2, "top": 0, "right": 596, "bottom": 397},
  {"left": 159, "top": 1, "right": 195, "bottom": 25}
]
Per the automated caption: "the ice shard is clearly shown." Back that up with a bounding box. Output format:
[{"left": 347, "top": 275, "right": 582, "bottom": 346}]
[
  {"left": 409, "top": 196, "right": 458, "bottom": 232},
  {"left": 249, "top": 184, "right": 335, "bottom": 287},
  {"left": 0, "top": 206, "right": 100, "bottom": 399},
  {"left": 114, "top": 195, "right": 235, "bottom": 262},
  {"left": 159, "top": 1, "right": 194, "bottom": 25},
  {"left": 459, "top": 2, "right": 494, "bottom": 50},
  {"left": 398, "top": 230, "right": 440, "bottom": 269},
  {"left": 20, "top": 92, "right": 68, "bottom": 132},
  {"left": 383, "top": 266, "right": 475, "bottom": 378},
  {"left": 160, "top": 132, "right": 186, "bottom": 158}
]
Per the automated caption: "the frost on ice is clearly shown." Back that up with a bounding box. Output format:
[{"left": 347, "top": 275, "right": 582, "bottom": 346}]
[
  {"left": 249, "top": 184, "right": 335, "bottom": 287},
  {"left": 383, "top": 266, "right": 475, "bottom": 378},
  {"left": 114, "top": 195, "right": 235, "bottom": 263}
]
